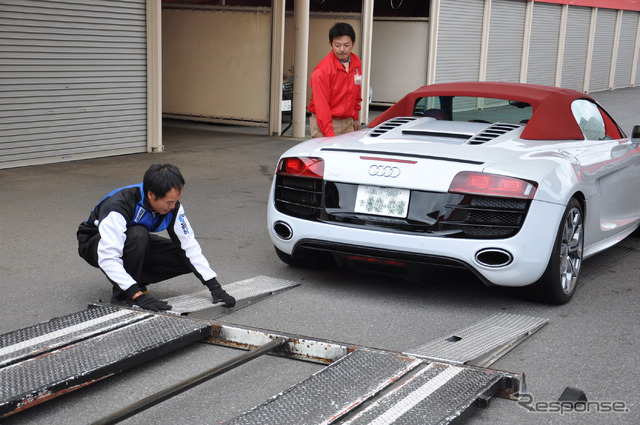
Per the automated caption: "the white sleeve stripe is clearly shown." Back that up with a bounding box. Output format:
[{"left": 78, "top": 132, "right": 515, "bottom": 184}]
[
  {"left": 172, "top": 205, "right": 216, "bottom": 281},
  {"left": 97, "top": 211, "right": 136, "bottom": 290}
]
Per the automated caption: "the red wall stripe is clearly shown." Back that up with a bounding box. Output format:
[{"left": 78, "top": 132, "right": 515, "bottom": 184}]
[{"left": 529, "top": 0, "right": 640, "bottom": 12}]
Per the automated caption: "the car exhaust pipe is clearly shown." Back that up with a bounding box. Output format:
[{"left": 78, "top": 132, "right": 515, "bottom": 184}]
[
  {"left": 273, "top": 221, "right": 293, "bottom": 240},
  {"left": 475, "top": 248, "right": 513, "bottom": 268}
]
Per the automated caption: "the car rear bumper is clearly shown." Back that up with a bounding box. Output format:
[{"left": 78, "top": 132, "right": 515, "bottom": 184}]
[{"left": 268, "top": 197, "right": 565, "bottom": 287}]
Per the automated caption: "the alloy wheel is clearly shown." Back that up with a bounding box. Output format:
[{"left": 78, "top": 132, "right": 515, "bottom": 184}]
[{"left": 559, "top": 206, "right": 583, "bottom": 295}]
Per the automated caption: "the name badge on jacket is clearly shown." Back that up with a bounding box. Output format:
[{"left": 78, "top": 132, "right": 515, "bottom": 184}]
[{"left": 354, "top": 72, "right": 363, "bottom": 86}]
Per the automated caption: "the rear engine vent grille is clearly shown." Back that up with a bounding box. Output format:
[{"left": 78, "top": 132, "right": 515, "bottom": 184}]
[
  {"left": 467, "top": 122, "right": 522, "bottom": 145},
  {"left": 441, "top": 194, "right": 530, "bottom": 238},
  {"left": 275, "top": 176, "right": 323, "bottom": 218},
  {"left": 368, "top": 116, "right": 420, "bottom": 138}
]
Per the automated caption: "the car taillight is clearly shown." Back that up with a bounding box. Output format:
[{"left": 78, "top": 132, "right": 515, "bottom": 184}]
[
  {"left": 277, "top": 157, "right": 324, "bottom": 178},
  {"left": 448, "top": 171, "right": 537, "bottom": 199}
]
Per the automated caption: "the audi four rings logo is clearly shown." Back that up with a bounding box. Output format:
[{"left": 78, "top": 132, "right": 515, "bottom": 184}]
[{"left": 368, "top": 165, "right": 401, "bottom": 178}]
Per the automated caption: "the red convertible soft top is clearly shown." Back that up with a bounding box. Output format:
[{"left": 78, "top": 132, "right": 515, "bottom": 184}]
[{"left": 368, "top": 82, "right": 621, "bottom": 140}]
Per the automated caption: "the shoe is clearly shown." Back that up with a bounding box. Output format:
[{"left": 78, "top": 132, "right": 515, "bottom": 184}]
[
  {"left": 110, "top": 286, "right": 132, "bottom": 306},
  {"left": 110, "top": 295, "right": 132, "bottom": 306}
]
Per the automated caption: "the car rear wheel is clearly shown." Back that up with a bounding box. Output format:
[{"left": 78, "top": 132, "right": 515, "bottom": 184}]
[
  {"left": 274, "top": 246, "right": 335, "bottom": 269},
  {"left": 528, "top": 198, "right": 583, "bottom": 304}
]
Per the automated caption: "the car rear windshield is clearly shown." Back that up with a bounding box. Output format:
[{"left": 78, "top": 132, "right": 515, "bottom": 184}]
[{"left": 413, "top": 96, "right": 532, "bottom": 125}]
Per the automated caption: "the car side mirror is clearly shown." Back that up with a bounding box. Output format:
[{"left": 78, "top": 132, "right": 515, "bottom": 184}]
[{"left": 631, "top": 125, "right": 640, "bottom": 145}]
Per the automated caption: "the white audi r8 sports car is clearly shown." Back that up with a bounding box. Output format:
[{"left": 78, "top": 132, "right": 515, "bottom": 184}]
[{"left": 267, "top": 82, "right": 640, "bottom": 304}]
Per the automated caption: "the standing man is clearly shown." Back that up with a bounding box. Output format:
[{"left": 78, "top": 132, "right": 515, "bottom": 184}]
[
  {"left": 308, "top": 22, "right": 363, "bottom": 138},
  {"left": 77, "top": 163, "right": 235, "bottom": 312}
]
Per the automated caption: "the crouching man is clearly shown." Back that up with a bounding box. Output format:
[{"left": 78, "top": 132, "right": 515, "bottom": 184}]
[{"left": 77, "top": 163, "right": 235, "bottom": 311}]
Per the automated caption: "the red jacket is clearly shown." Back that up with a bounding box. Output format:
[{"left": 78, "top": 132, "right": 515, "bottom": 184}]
[{"left": 308, "top": 51, "right": 363, "bottom": 137}]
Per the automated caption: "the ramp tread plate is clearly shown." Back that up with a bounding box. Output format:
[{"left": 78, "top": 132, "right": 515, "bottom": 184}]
[
  {"left": 0, "top": 314, "right": 210, "bottom": 418},
  {"left": 406, "top": 313, "right": 548, "bottom": 364},
  {"left": 0, "top": 306, "right": 149, "bottom": 368},
  {"left": 164, "top": 275, "right": 298, "bottom": 315},
  {"left": 345, "top": 364, "right": 501, "bottom": 425},
  {"left": 226, "top": 349, "right": 420, "bottom": 425}
]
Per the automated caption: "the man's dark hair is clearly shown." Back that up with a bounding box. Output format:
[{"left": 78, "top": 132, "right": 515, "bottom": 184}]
[
  {"left": 143, "top": 163, "right": 185, "bottom": 198},
  {"left": 329, "top": 22, "right": 356, "bottom": 44}
]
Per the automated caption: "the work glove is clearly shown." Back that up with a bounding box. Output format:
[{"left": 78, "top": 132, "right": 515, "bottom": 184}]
[
  {"left": 204, "top": 278, "right": 236, "bottom": 307},
  {"left": 125, "top": 285, "right": 172, "bottom": 312}
]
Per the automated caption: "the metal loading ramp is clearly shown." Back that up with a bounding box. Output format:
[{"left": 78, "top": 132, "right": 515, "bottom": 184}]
[
  {"left": 0, "top": 274, "right": 546, "bottom": 423},
  {"left": 0, "top": 305, "right": 210, "bottom": 418},
  {"left": 164, "top": 275, "right": 300, "bottom": 316},
  {"left": 406, "top": 313, "right": 549, "bottom": 367},
  {"left": 0, "top": 275, "right": 299, "bottom": 419},
  {"left": 214, "top": 314, "right": 543, "bottom": 425},
  {"left": 343, "top": 362, "right": 502, "bottom": 425},
  {"left": 226, "top": 349, "right": 422, "bottom": 425},
  {"left": 223, "top": 349, "right": 508, "bottom": 425}
]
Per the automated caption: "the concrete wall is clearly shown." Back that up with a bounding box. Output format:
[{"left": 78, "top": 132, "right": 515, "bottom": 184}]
[{"left": 162, "top": 8, "right": 272, "bottom": 124}]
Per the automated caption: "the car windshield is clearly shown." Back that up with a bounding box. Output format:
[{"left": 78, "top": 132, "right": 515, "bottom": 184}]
[{"left": 413, "top": 96, "right": 533, "bottom": 125}]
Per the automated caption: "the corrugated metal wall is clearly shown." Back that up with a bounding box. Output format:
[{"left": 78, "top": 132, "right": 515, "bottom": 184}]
[
  {"left": 614, "top": 10, "right": 639, "bottom": 88},
  {"left": 485, "top": 0, "right": 526, "bottom": 83},
  {"left": 0, "top": 0, "right": 147, "bottom": 169},
  {"left": 637, "top": 14, "right": 640, "bottom": 87},
  {"left": 433, "top": 0, "right": 640, "bottom": 94},
  {"left": 1, "top": 0, "right": 639, "bottom": 170},
  {"left": 590, "top": 8, "right": 617, "bottom": 92},
  {"left": 527, "top": 2, "right": 562, "bottom": 86},
  {"left": 562, "top": 6, "right": 591, "bottom": 91},
  {"left": 637, "top": 19, "right": 640, "bottom": 86},
  {"left": 434, "top": 0, "right": 485, "bottom": 83}
]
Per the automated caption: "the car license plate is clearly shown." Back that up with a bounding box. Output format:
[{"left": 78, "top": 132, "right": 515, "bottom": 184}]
[{"left": 354, "top": 185, "right": 410, "bottom": 218}]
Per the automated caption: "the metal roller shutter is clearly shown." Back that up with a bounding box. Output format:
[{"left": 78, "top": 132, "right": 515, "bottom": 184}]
[
  {"left": 0, "top": 0, "right": 147, "bottom": 170},
  {"left": 485, "top": 0, "right": 527, "bottom": 84},
  {"left": 435, "top": 0, "right": 485, "bottom": 83},
  {"left": 590, "top": 8, "right": 617, "bottom": 92},
  {"left": 527, "top": 2, "right": 562, "bottom": 86},
  {"left": 562, "top": 6, "right": 591, "bottom": 92},
  {"left": 637, "top": 13, "right": 640, "bottom": 86},
  {"left": 614, "top": 11, "right": 639, "bottom": 89}
]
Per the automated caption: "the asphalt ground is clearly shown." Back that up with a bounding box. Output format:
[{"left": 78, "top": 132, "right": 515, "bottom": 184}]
[{"left": 1, "top": 87, "right": 639, "bottom": 424}]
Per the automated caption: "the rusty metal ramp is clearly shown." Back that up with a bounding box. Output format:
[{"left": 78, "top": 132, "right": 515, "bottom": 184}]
[
  {"left": 0, "top": 275, "right": 298, "bottom": 419},
  {"left": 0, "top": 305, "right": 210, "bottom": 418},
  {"left": 342, "top": 362, "right": 503, "bottom": 425},
  {"left": 0, "top": 307, "right": 149, "bottom": 369},
  {"left": 222, "top": 348, "right": 511, "bottom": 425},
  {"left": 215, "top": 314, "right": 544, "bottom": 425},
  {"left": 225, "top": 349, "right": 421, "bottom": 425},
  {"left": 1, "top": 292, "right": 544, "bottom": 424}
]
